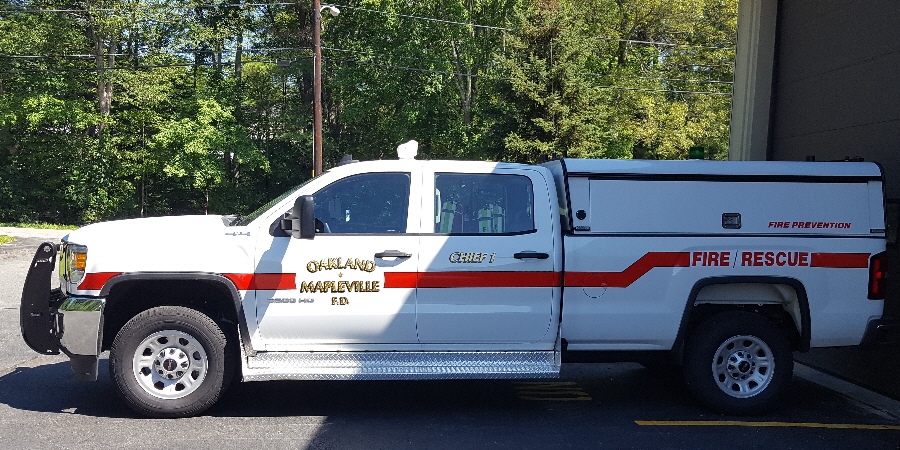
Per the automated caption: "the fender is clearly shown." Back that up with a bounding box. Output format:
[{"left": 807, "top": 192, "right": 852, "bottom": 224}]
[
  {"left": 673, "top": 276, "right": 812, "bottom": 360},
  {"left": 99, "top": 272, "right": 256, "bottom": 356}
]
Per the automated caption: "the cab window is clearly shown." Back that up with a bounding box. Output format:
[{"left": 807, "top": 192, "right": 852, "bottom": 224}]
[
  {"left": 313, "top": 172, "right": 410, "bottom": 233},
  {"left": 434, "top": 173, "right": 535, "bottom": 234}
]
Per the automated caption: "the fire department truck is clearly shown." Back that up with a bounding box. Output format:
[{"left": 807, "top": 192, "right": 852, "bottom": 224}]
[{"left": 20, "top": 142, "right": 895, "bottom": 418}]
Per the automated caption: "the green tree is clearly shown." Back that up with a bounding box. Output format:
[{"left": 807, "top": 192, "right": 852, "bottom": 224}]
[
  {"left": 483, "top": 0, "right": 629, "bottom": 163},
  {"left": 582, "top": 0, "right": 736, "bottom": 159},
  {"left": 0, "top": 0, "right": 737, "bottom": 224}
]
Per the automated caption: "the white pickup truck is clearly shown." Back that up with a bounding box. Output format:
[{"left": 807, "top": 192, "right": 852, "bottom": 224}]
[{"left": 21, "top": 144, "right": 896, "bottom": 417}]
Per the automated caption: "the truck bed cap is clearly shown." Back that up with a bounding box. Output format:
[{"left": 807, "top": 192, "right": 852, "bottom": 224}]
[{"left": 559, "top": 159, "right": 883, "bottom": 179}]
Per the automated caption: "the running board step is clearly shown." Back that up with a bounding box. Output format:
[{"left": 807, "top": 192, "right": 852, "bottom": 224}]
[{"left": 242, "top": 351, "right": 560, "bottom": 381}]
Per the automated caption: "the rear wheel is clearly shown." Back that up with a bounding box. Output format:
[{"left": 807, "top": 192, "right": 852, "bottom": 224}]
[
  {"left": 109, "top": 306, "right": 233, "bottom": 418},
  {"left": 683, "top": 311, "right": 793, "bottom": 415}
]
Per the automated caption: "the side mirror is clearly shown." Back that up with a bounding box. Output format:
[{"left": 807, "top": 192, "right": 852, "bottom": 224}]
[{"left": 280, "top": 195, "right": 316, "bottom": 239}]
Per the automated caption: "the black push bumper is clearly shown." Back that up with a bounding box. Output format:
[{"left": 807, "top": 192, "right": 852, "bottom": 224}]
[
  {"left": 20, "top": 242, "right": 61, "bottom": 354},
  {"left": 20, "top": 242, "right": 104, "bottom": 381}
]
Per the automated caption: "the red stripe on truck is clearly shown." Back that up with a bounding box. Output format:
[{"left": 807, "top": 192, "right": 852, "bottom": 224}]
[
  {"left": 810, "top": 253, "right": 870, "bottom": 268},
  {"left": 565, "top": 252, "right": 691, "bottom": 288},
  {"left": 384, "top": 271, "right": 562, "bottom": 288},
  {"left": 78, "top": 251, "right": 869, "bottom": 293},
  {"left": 224, "top": 273, "right": 297, "bottom": 290},
  {"left": 77, "top": 272, "right": 123, "bottom": 290}
]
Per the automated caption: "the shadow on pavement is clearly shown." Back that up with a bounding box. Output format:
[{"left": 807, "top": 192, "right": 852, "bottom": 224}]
[
  {"left": 0, "top": 359, "right": 132, "bottom": 418},
  {"left": 1, "top": 358, "right": 896, "bottom": 430},
  {"left": 795, "top": 344, "right": 900, "bottom": 401}
]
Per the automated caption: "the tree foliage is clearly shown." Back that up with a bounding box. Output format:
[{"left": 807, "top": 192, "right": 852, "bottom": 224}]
[{"left": 0, "top": 0, "right": 736, "bottom": 224}]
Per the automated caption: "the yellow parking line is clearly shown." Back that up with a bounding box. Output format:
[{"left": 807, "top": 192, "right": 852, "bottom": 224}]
[{"left": 635, "top": 420, "right": 900, "bottom": 431}]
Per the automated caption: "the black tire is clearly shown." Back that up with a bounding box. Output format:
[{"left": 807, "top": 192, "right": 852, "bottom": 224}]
[
  {"left": 109, "top": 306, "right": 234, "bottom": 418},
  {"left": 683, "top": 311, "right": 793, "bottom": 415}
]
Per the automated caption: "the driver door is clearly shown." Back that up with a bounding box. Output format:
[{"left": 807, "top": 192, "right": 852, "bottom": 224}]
[{"left": 254, "top": 171, "right": 420, "bottom": 349}]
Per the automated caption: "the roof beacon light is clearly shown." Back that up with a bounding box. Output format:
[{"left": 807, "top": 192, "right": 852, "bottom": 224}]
[{"left": 397, "top": 140, "right": 418, "bottom": 160}]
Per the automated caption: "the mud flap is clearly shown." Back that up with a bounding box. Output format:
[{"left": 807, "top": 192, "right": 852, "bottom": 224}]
[
  {"left": 20, "top": 242, "right": 61, "bottom": 354},
  {"left": 70, "top": 355, "right": 99, "bottom": 382}
]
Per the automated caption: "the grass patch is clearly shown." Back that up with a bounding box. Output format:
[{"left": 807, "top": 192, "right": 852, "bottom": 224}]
[
  {"left": 0, "top": 222, "right": 79, "bottom": 230},
  {"left": 0, "top": 235, "right": 14, "bottom": 245}
]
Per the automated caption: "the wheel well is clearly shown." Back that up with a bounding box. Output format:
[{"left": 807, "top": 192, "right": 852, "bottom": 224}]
[
  {"left": 686, "top": 304, "right": 801, "bottom": 350},
  {"left": 674, "top": 279, "right": 811, "bottom": 362},
  {"left": 102, "top": 279, "right": 240, "bottom": 352}
]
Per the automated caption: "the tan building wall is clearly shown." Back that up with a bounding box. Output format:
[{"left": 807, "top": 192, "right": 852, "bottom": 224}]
[
  {"left": 732, "top": 1, "right": 900, "bottom": 198},
  {"left": 770, "top": 1, "right": 900, "bottom": 197}
]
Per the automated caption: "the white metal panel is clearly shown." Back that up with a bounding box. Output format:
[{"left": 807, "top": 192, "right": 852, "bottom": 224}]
[
  {"left": 415, "top": 166, "right": 561, "bottom": 346},
  {"left": 869, "top": 180, "right": 886, "bottom": 231},
  {"left": 560, "top": 234, "right": 885, "bottom": 350},
  {"left": 583, "top": 179, "right": 872, "bottom": 235},
  {"left": 252, "top": 167, "right": 423, "bottom": 348},
  {"left": 562, "top": 158, "right": 883, "bottom": 178}
]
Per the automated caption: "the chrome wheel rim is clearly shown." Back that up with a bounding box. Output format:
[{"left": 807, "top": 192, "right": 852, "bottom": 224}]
[
  {"left": 712, "top": 334, "right": 774, "bottom": 398},
  {"left": 132, "top": 330, "right": 209, "bottom": 400}
]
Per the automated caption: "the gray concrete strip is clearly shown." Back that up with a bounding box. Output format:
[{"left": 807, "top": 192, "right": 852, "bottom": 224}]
[
  {"left": 0, "top": 227, "right": 71, "bottom": 260},
  {"left": 795, "top": 363, "right": 900, "bottom": 421},
  {"left": 0, "top": 227, "right": 70, "bottom": 240}
]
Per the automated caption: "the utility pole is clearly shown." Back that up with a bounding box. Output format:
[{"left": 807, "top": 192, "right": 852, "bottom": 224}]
[
  {"left": 312, "top": 0, "right": 323, "bottom": 177},
  {"left": 311, "top": 2, "right": 340, "bottom": 177}
]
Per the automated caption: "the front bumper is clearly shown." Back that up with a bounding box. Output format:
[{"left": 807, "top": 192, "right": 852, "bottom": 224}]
[{"left": 20, "top": 242, "right": 104, "bottom": 381}]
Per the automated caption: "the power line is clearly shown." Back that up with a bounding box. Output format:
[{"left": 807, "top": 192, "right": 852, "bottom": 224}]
[
  {"left": 0, "top": 54, "right": 95, "bottom": 59},
  {"left": 0, "top": 56, "right": 732, "bottom": 96},
  {"left": 0, "top": 52, "right": 734, "bottom": 96},
  {"left": 0, "top": 46, "right": 313, "bottom": 60},
  {"left": 0, "top": 59, "right": 297, "bottom": 74},
  {"left": 323, "top": 47, "right": 731, "bottom": 86},
  {"left": 326, "top": 56, "right": 732, "bottom": 96},
  {"left": 0, "top": 2, "right": 735, "bottom": 51},
  {"left": 592, "top": 84, "right": 732, "bottom": 96},
  {"left": 322, "top": 46, "right": 491, "bottom": 70},
  {"left": 323, "top": 56, "right": 484, "bottom": 78},
  {"left": 320, "top": 45, "right": 732, "bottom": 85},
  {"left": 0, "top": 7, "right": 119, "bottom": 13},
  {"left": 588, "top": 36, "right": 734, "bottom": 50},
  {"left": 0, "top": 46, "right": 730, "bottom": 87},
  {"left": 329, "top": 3, "right": 734, "bottom": 50},
  {"left": 0, "top": 3, "right": 295, "bottom": 13},
  {"left": 328, "top": 3, "right": 509, "bottom": 31},
  {"left": 584, "top": 72, "right": 733, "bottom": 85}
]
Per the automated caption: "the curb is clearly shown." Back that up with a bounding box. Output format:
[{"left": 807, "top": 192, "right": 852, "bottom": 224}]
[{"left": 795, "top": 363, "right": 900, "bottom": 421}]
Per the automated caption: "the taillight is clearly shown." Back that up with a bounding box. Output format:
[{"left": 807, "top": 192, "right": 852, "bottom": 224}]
[{"left": 868, "top": 251, "right": 888, "bottom": 299}]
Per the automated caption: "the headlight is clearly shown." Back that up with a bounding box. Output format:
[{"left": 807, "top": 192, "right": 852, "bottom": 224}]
[{"left": 61, "top": 242, "right": 88, "bottom": 285}]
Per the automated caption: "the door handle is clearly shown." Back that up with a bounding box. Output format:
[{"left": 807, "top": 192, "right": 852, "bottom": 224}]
[
  {"left": 375, "top": 250, "right": 412, "bottom": 259},
  {"left": 514, "top": 251, "right": 549, "bottom": 259}
]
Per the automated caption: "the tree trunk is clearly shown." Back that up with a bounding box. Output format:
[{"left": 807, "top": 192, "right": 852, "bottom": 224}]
[
  {"left": 226, "top": 27, "right": 244, "bottom": 184},
  {"left": 85, "top": 15, "right": 116, "bottom": 140}
]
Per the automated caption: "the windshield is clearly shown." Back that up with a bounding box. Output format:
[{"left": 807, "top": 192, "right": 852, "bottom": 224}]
[{"left": 230, "top": 178, "right": 316, "bottom": 227}]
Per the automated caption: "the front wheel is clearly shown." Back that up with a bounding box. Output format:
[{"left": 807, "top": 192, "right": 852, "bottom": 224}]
[
  {"left": 683, "top": 311, "right": 793, "bottom": 415},
  {"left": 109, "top": 306, "right": 233, "bottom": 418}
]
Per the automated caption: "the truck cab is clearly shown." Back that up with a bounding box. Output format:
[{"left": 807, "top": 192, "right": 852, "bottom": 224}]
[{"left": 242, "top": 158, "right": 562, "bottom": 352}]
